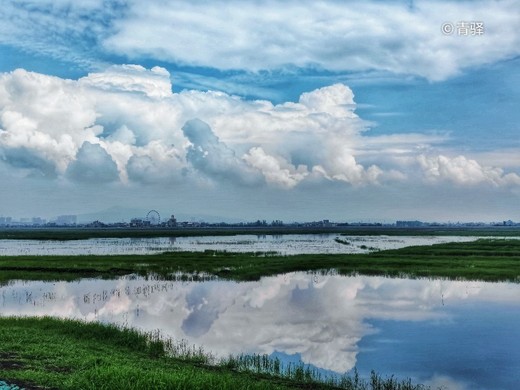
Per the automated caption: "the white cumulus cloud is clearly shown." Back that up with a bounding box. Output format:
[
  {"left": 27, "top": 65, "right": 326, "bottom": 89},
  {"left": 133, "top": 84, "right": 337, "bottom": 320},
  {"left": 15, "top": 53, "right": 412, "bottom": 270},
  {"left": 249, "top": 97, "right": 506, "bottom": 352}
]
[
  {"left": 79, "top": 65, "right": 173, "bottom": 98},
  {"left": 243, "top": 147, "right": 309, "bottom": 189},
  {"left": 66, "top": 141, "right": 119, "bottom": 183},
  {"left": 0, "top": 65, "right": 518, "bottom": 191},
  {"left": 418, "top": 154, "right": 520, "bottom": 186},
  {"left": 182, "top": 118, "right": 262, "bottom": 186}
]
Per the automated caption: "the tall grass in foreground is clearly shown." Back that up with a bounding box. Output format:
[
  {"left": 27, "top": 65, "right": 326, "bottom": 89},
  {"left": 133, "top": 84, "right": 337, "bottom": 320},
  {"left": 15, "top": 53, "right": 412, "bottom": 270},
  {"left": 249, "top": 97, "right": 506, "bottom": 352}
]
[
  {"left": 221, "top": 355, "right": 428, "bottom": 390},
  {"left": 0, "top": 316, "right": 434, "bottom": 389},
  {"left": 145, "top": 327, "right": 430, "bottom": 390}
]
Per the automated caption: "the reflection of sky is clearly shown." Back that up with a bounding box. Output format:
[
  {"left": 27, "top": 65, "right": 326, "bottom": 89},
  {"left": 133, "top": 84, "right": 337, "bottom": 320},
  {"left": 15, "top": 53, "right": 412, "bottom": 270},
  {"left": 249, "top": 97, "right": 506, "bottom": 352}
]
[
  {"left": 0, "top": 234, "right": 504, "bottom": 256},
  {"left": 358, "top": 303, "right": 520, "bottom": 390},
  {"left": 1, "top": 274, "right": 519, "bottom": 389}
]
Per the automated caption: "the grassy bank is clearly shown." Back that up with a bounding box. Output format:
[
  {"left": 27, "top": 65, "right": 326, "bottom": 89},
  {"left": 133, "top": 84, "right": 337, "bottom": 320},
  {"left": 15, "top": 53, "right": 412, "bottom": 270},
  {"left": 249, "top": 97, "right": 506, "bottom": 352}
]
[
  {"left": 1, "top": 239, "right": 519, "bottom": 284},
  {"left": 1, "top": 226, "right": 519, "bottom": 240},
  {"left": 0, "top": 317, "right": 429, "bottom": 390}
]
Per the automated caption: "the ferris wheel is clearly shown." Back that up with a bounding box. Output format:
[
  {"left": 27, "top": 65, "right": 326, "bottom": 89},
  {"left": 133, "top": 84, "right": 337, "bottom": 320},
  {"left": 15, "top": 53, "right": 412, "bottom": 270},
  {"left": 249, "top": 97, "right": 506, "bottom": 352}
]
[{"left": 146, "top": 210, "right": 161, "bottom": 225}]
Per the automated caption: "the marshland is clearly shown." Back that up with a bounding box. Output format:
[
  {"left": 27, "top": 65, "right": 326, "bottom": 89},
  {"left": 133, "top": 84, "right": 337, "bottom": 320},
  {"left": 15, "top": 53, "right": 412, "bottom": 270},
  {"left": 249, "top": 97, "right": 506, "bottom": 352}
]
[{"left": 1, "top": 231, "right": 519, "bottom": 389}]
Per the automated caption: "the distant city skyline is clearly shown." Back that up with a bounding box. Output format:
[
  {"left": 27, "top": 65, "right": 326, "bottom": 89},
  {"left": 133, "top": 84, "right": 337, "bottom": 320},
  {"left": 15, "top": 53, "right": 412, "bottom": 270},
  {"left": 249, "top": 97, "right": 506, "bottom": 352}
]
[
  {"left": 0, "top": 207, "right": 518, "bottom": 227},
  {"left": 0, "top": 1, "right": 519, "bottom": 222}
]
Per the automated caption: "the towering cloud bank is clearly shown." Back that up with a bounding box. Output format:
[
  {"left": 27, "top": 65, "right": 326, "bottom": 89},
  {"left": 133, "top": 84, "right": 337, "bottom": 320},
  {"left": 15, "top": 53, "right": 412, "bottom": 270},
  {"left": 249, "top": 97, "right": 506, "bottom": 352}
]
[{"left": 0, "top": 65, "right": 518, "bottom": 189}]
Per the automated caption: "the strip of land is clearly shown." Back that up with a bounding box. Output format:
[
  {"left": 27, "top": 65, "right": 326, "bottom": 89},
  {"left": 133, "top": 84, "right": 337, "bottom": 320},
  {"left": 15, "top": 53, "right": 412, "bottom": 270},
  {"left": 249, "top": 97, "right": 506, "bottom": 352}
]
[
  {"left": 1, "top": 226, "right": 519, "bottom": 240},
  {"left": 1, "top": 239, "right": 519, "bottom": 284}
]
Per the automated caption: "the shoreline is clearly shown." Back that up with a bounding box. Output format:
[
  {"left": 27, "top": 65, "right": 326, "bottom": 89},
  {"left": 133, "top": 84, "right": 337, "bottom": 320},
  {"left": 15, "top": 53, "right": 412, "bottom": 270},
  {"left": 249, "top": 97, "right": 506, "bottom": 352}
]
[{"left": 1, "top": 226, "right": 520, "bottom": 241}]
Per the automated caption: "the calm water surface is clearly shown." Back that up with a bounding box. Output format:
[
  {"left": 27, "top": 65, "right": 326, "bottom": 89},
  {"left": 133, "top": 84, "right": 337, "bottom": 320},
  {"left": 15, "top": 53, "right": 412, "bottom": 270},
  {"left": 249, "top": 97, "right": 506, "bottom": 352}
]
[
  {"left": 1, "top": 273, "right": 518, "bottom": 389},
  {"left": 0, "top": 234, "right": 501, "bottom": 255}
]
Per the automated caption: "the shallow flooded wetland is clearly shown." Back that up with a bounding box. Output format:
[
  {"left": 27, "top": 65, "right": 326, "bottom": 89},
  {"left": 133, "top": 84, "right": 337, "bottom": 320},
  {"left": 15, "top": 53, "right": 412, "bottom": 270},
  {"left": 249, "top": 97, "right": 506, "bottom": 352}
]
[
  {"left": 0, "top": 235, "right": 519, "bottom": 389},
  {"left": 0, "top": 233, "right": 494, "bottom": 256},
  {"left": 1, "top": 272, "right": 519, "bottom": 389}
]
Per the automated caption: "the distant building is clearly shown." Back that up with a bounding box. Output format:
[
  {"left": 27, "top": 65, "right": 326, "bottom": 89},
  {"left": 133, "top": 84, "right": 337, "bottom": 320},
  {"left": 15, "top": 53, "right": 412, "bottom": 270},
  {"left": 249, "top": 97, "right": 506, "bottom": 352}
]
[
  {"left": 32, "top": 217, "right": 46, "bottom": 225},
  {"left": 130, "top": 218, "right": 152, "bottom": 227},
  {"left": 166, "top": 215, "right": 177, "bottom": 227},
  {"left": 250, "top": 220, "right": 268, "bottom": 227},
  {"left": 396, "top": 220, "right": 424, "bottom": 227},
  {"left": 56, "top": 215, "right": 77, "bottom": 226},
  {"left": 0, "top": 217, "right": 12, "bottom": 226},
  {"left": 130, "top": 218, "right": 144, "bottom": 227},
  {"left": 86, "top": 220, "right": 106, "bottom": 228}
]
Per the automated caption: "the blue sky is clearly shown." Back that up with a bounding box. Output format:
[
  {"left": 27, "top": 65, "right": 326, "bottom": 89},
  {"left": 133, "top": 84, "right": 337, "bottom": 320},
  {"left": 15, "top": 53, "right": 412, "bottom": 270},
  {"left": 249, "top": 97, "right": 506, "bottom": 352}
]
[{"left": 0, "top": 0, "right": 519, "bottom": 222}]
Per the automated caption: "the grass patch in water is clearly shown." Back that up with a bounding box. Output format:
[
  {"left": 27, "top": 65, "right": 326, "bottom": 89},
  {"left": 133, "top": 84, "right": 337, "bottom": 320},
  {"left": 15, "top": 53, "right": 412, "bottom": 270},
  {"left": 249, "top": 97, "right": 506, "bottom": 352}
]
[
  {"left": 0, "top": 239, "right": 519, "bottom": 284},
  {"left": 334, "top": 238, "right": 351, "bottom": 245}
]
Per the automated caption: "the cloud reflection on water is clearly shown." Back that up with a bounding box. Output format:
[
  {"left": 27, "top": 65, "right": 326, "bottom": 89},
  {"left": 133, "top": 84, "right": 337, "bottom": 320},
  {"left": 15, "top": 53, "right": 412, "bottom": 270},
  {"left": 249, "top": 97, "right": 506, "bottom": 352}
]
[{"left": 1, "top": 273, "right": 518, "bottom": 381}]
